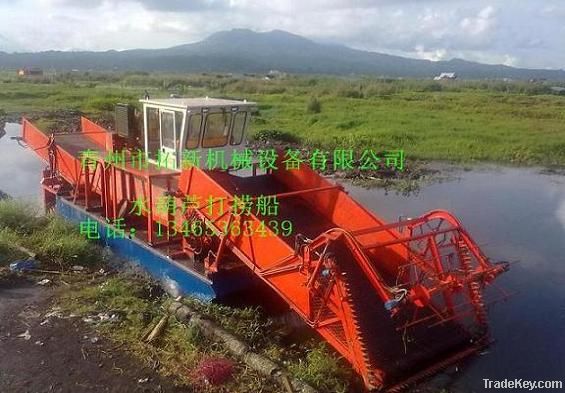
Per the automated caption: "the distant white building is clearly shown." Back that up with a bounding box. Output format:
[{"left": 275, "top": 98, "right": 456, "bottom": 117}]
[
  {"left": 434, "top": 72, "right": 457, "bottom": 81},
  {"left": 266, "top": 70, "right": 287, "bottom": 79}
]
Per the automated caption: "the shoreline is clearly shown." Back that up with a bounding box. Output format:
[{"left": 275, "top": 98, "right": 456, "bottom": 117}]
[{"left": 3, "top": 111, "right": 564, "bottom": 197}]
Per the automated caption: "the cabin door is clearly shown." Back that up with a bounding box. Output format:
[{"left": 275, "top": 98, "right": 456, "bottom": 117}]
[{"left": 159, "top": 109, "right": 178, "bottom": 169}]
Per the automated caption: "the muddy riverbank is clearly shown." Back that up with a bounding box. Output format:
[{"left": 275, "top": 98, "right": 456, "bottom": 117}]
[{"left": 0, "top": 277, "right": 187, "bottom": 393}]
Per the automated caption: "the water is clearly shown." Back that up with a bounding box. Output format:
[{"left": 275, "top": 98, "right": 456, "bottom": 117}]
[
  {"left": 347, "top": 167, "right": 565, "bottom": 392},
  {"left": 1, "top": 121, "right": 564, "bottom": 390},
  {"left": 0, "top": 123, "right": 44, "bottom": 203}
]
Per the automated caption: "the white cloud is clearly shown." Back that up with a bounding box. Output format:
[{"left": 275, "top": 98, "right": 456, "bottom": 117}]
[
  {"left": 460, "top": 5, "right": 495, "bottom": 36},
  {"left": 502, "top": 54, "right": 518, "bottom": 67},
  {"left": 0, "top": 0, "right": 564, "bottom": 69},
  {"left": 414, "top": 45, "right": 448, "bottom": 62}
]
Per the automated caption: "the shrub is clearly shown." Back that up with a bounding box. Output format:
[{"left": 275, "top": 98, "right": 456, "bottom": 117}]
[
  {"left": 364, "top": 84, "right": 398, "bottom": 97},
  {"left": 0, "top": 199, "right": 44, "bottom": 234},
  {"left": 0, "top": 200, "right": 103, "bottom": 267},
  {"left": 288, "top": 343, "right": 351, "bottom": 393},
  {"left": 27, "top": 216, "right": 102, "bottom": 266},
  {"left": 251, "top": 129, "right": 299, "bottom": 144},
  {"left": 0, "top": 228, "right": 27, "bottom": 265},
  {"left": 306, "top": 96, "right": 322, "bottom": 114},
  {"left": 336, "top": 87, "right": 363, "bottom": 98},
  {"left": 86, "top": 97, "right": 117, "bottom": 112},
  {"left": 420, "top": 82, "right": 443, "bottom": 92}
]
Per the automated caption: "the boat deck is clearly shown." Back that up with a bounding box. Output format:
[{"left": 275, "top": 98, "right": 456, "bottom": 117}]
[
  {"left": 56, "top": 133, "right": 106, "bottom": 157},
  {"left": 210, "top": 171, "right": 336, "bottom": 242},
  {"left": 55, "top": 131, "right": 179, "bottom": 180}
]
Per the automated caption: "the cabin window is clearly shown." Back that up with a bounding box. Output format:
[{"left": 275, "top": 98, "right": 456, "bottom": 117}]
[
  {"left": 161, "top": 111, "right": 175, "bottom": 149},
  {"left": 230, "top": 112, "right": 247, "bottom": 145},
  {"left": 186, "top": 114, "right": 202, "bottom": 149},
  {"left": 146, "top": 107, "right": 160, "bottom": 158},
  {"left": 175, "top": 111, "right": 184, "bottom": 147},
  {"left": 202, "top": 111, "right": 231, "bottom": 148}
]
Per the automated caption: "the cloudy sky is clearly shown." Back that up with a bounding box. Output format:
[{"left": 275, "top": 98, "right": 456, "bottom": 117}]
[{"left": 0, "top": 0, "right": 564, "bottom": 69}]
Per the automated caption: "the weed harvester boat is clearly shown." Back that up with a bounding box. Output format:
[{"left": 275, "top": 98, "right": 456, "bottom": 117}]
[{"left": 21, "top": 97, "right": 509, "bottom": 391}]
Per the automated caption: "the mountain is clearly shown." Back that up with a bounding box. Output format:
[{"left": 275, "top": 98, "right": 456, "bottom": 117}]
[{"left": 1, "top": 29, "right": 564, "bottom": 80}]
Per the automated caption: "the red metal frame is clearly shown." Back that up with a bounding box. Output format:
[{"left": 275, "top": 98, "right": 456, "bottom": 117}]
[{"left": 22, "top": 117, "right": 509, "bottom": 391}]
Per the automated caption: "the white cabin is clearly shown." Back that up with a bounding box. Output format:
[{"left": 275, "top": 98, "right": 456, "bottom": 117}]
[{"left": 139, "top": 97, "right": 256, "bottom": 169}]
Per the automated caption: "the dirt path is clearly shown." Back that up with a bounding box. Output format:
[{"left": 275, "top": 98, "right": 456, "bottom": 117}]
[{"left": 0, "top": 278, "right": 189, "bottom": 393}]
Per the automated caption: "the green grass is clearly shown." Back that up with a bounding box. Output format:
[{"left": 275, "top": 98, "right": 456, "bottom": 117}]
[
  {"left": 0, "top": 199, "right": 44, "bottom": 233},
  {"left": 58, "top": 275, "right": 284, "bottom": 392},
  {"left": 0, "top": 228, "right": 27, "bottom": 265},
  {"left": 1, "top": 71, "right": 565, "bottom": 166},
  {"left": 0, "top": 199, "right": 349, "bottom": 391},
  {"left": 0, "top": 199, "right": 103, "bottom": 268},
  {"left": 183, "top": 297, "right": 352, "bottom": 392},
  {"left": 246, "top": 91, "right": 565, "bottom": 165},
  {"left": 0, "top": 82, "right": 142, "bottom": 115},
  {"left": 287, "top": 343, "right": 351, "bottom": 393}
]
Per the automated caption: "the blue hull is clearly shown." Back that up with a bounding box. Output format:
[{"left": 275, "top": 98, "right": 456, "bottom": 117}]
[{"left": 56, "top": 197, "right": 218, "bottom": 300}]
